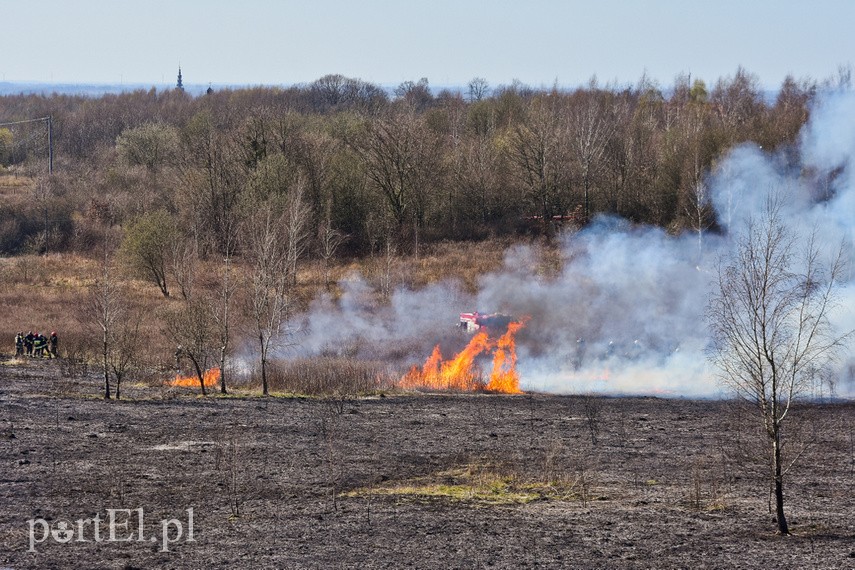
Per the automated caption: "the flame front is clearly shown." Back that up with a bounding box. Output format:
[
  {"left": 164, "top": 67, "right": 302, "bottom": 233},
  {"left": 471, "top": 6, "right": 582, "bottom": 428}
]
[
  {"left": 400, "top": 321, "right": 526, "bottom": 394},
  {"left": 172, "top": 367, "right": 221, "bottom": 388},
  {"left": 486, "top": 321, "right": 525, "bottom": 394}
]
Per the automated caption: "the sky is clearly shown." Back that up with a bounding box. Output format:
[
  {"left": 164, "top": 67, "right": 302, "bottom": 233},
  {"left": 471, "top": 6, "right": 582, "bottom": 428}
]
[{"left": 2, "top": 0, "right": 854, "bottom": 90}]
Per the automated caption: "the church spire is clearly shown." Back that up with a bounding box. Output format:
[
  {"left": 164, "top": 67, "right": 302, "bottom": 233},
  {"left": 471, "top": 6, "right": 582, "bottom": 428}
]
[{"left": 176, "top": 66, "right": 184, "bottom": 91}]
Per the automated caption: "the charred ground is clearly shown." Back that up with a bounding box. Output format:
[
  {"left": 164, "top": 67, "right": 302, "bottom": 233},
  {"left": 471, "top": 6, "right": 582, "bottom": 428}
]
[{"left": 1, "top": 358, "right": 854, "bottom": 569}]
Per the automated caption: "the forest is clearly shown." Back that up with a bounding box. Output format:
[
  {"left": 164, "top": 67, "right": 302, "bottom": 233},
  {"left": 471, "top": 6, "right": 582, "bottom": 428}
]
[{"left": 0, "top": 67, "right": 833, "bottom": 259}]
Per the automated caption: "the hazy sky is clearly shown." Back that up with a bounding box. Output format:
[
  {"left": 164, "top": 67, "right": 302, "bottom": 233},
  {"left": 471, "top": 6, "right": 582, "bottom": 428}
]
[{"left": 3, "top": 0, "right": 853, "bottom": 89}]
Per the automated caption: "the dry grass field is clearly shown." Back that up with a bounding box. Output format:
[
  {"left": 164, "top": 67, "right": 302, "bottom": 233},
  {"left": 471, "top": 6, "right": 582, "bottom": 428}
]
[{"left": 0, "top": 235, "right": 524, "bottom": 377}]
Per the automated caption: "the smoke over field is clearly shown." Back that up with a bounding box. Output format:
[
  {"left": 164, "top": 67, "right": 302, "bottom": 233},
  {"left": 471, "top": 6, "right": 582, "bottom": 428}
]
[{"left": 288, "top": 91, "right": 855, "bottom": 397}]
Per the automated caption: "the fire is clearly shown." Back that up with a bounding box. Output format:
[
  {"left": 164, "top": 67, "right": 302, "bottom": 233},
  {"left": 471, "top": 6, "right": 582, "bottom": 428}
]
[
  {"left": 400, "top": 321, "right": 526, "bottom": 394},
  {"left": 486, "top": 320, "right": 525, "bottom": 393},
  {"left": 172, "top": 367, "right": 221, "bottom": 388}
]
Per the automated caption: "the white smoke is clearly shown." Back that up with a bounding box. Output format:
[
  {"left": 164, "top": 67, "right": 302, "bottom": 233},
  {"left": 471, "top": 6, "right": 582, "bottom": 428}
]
[
  {"left": 475, "top": 223, "right": 718, "bottom": 396},
  {"left": 288, "top": 276, "right": 472, "bottom": 361},
  {"left": 286, "top": 90, "right": 855, "bottom": 398}
]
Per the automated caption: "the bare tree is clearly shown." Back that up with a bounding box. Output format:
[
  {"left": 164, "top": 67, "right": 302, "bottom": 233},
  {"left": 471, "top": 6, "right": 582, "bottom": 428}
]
[
  {"left": 170, "top": 235, "right": 197, "bottom": 301},
  {"left": 378, "top": 233, "right": 400, "bottom": 302},
  {"left": 81, "top": 244, "right": 141, "bottom": 400},
  {"left": 180, "top": 110, "right": 246, "bottom": 256},
  {"left": 507, "top": 95, "right": 571, "bottom": 232},
  {"left": 580, "top": 394, "right": 602, "bottom": 446},
  {"left": 467, "top": 77, "right": 490, "bottom": 102},
  {"left": 348, "top": 109, "right": 441, "bottom": 249},
  {"left": 166, "top": 298, "right": 217, "bottom": 396},
  {"left": 285, "top": 183, "right": 312, "bottom": 286},
  {"left": 707, "top": 198, "right": 851, "bottom": 535},
  {"left": 317, "top": 203, "right": 348, "bottom": 290},
  {"left": 395, "top": 77, "right": 433, "bottom": 110},
  {"left": 86, "top": 250, "right": 122, "bottom": 400},
  {"left": 570, "top": 86, "right": 617, "bottom": 221},
  {"left": 682, "top": 161, "right": 715, "bottom": 261},
  {"left": 108, "top": 307, "right": 143, "bottom": 401},
  {"left": 709, "top": 66, "right": 764, "bottom": 142},
  {"left": 243, "top": 184, "right": 309, "bottom": 395},
  {"left": 452, "top": 128, "right": 509, "bottom": 233},
  {"left": 213, "top": 251, "right": 236, "bottom": 395}
]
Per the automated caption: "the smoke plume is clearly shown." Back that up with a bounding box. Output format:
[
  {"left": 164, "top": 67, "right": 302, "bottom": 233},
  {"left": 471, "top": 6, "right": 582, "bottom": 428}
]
[{"left": 287, "top": 90, "right": 855, "bottom": 398}]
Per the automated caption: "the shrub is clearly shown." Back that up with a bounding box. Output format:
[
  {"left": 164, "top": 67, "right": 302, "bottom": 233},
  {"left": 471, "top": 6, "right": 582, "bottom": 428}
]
[{"left": 265, "top": 357, "right": 394, "bottom": 396}]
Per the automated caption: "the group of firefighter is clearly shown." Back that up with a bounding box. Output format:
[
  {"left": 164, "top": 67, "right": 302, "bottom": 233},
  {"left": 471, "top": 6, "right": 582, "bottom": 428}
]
[{"left": 14, "top": 331, "right": 58, "bottom": 359}]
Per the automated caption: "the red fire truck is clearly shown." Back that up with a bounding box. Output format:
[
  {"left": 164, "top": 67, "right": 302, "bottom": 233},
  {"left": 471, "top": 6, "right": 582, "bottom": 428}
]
[{"left": 458, "top": 312, "right": 514, "bottom": 334}]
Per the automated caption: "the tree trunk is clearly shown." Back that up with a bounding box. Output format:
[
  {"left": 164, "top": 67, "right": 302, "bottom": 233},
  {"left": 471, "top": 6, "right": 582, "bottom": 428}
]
[
  {"left": 103, "top": 335, "right": 111, "bottom": 400},
  {"left": 189, "top": 356, "right": 207, "bottom": 396},
  {"left": 261, "top": 356, "right": 269, "bottom": 396},
  {"left": 219, "top": 255, "right": 231, "bottom": 395},
  {"left": 584, "top": 175, "right": 591, "bottom": 221},
  {"left": 219, "top": 344, "right": 228, "bottom": 395},
  {"left": 773, "top": 433, "right": 789, "bottom": 535},
  {"left": 260, "top": 335, "right": 269, "bottom": 396},
  {"left": 152, "top": 268, "right": 170, "bottom": 298}
]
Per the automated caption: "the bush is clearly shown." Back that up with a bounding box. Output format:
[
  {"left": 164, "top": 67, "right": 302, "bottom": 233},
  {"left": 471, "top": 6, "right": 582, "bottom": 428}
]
[
  {"left": 266, "top": 357, "right": 394, "bottom": 396},
  {"left": 0, "top": 200, "right": 74, "bottom": 254}
]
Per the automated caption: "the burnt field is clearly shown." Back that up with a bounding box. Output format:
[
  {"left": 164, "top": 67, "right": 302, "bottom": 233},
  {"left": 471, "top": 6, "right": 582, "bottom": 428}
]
[{"left": 1, "top": 358, "right": 854, "bottom": 569}]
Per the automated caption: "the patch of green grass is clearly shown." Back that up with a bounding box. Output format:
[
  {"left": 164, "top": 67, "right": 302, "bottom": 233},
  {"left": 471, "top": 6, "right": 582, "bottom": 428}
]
[{"left": 343, "top": 464, "right": 595, "bottom": 505}]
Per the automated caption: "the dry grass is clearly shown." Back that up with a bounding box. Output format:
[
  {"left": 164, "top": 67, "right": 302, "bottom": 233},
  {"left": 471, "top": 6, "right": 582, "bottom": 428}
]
[
  {"left": 343, "top": 461, "right": 599, "bottom": 505},
  {"left": 0, "top": 173, "right": 35, "bottom": 199},
  {"left": 0, "top": 254, "right": 99, "bottom": 351},
  {"left": 266, "top": 357, "right": 396, "bottom": 396},
  {"left": 0, "top": 253, "right": 173, "bottom": 368},
  {"left": 411, "top": 240, "right": 513, "bottom": 292},
  {"left": 0, "top": 235, "right": 560, "bottom": 386}
]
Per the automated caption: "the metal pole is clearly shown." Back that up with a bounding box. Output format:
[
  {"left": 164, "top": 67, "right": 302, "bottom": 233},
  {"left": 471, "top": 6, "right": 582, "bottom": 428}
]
[
  {"left": 47, "top": 115, "right": 53, "bottom": 175},
  {"left": 0, "top": 116, "right": 54, "bottom": 174}
]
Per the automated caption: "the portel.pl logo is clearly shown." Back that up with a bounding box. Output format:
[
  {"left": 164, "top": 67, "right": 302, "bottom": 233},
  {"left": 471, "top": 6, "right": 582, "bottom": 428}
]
[{"left": 27, "top": 508, "right": 194, "bottom": 553}]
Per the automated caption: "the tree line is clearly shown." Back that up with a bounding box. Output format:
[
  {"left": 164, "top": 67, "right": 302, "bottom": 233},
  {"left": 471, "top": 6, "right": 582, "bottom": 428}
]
[{"left": 0, "top": 67, "right": 845, "bottom": 259}]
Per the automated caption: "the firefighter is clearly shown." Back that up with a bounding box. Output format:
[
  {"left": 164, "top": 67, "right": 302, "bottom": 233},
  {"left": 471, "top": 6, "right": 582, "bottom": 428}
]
[
  {"left": 24, "top": 331, "right": 34, "bottom": 357},
  {"left": 40, "top": 333, "right": 51, "bottom": 359},
  {"left": 39, "top": 332, "right": 53, "bottom": 359},
  {"left": 33, "top": 333, "right": 45, "bottom": 358},
  {"left": 49, "top": 331, "right": 58, "bottom": 358},
  {"left": 15, "top": 332, "right": 24, "bottom": 357}
]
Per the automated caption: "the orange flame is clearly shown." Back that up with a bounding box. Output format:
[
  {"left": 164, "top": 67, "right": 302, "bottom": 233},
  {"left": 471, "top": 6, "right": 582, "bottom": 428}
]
[
  {"left": 400, "top": 321, "right": 526, "bottom": 394},
  {"left": 172, "top": 367, "right": 221, "bottom": 388},
  {"left": 486, "top": 321, "right": 525, "bottom": 394}
]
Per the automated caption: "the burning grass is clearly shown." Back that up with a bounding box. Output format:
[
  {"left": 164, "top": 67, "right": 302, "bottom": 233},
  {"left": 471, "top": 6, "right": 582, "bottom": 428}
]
[
  {"left": 172, "top": 367, "right": 221, "bottom": 388},
  {"left": 400, "top": 320, "right": 528, "bottom": 394}
]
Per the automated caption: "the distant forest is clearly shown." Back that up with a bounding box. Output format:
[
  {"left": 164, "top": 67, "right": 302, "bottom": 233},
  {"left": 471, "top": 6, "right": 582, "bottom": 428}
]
[{"left": 0, "top": 68, "right": 844, "bottom": 257}]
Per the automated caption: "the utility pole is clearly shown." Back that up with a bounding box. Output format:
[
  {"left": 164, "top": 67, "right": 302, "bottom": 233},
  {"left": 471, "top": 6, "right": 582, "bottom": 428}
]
[
  {"left": 0, "top": 115, "right": 54, "bottom": 174},
  {"left": 47, "top": 115, "right": 53, "bottom": 175}
]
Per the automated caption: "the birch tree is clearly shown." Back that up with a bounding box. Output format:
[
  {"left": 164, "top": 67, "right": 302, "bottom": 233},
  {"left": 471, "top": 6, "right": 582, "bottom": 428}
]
[
  {"left": 243, "top": 183, "right": 310, "bottom": 395},
  {"left": 570, "top": 87, "right": 617, "bottom": 220},
  {"left": 707, "top": 199, "right": 851, "bottom": 534},
  {"left": 83, "top": 245, "right": 141, "bottom": 400}
]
